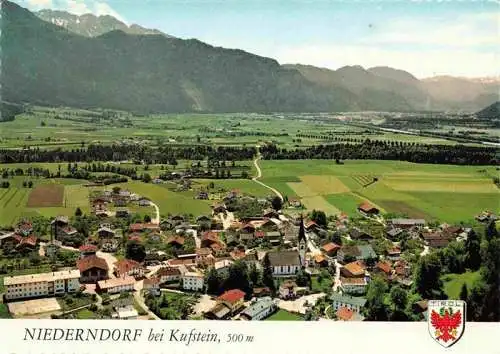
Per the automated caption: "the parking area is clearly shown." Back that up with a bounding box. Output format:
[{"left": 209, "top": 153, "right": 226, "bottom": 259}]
[{"left": 8, "top": 297, "right": 61, "bottom": 317}]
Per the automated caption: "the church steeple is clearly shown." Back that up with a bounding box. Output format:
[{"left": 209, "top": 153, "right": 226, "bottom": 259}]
[
  {"left": 298, "top": 214, "right": 306, "bottom": 243},
  {"left": 298, "top": 214, "right": 306, "bottom": 267}
]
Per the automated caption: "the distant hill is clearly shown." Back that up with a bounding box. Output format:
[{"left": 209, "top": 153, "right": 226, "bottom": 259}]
[
  {"left": 36, "top": 9, "right": 172, "bottom": 38},
  {"left": 421, "top": 76, "right": 499, "bottom": 112},
  {"left": 285, "top": 64, "right": 432, "bottom": 111},
  {"left": 476, "top": 101, "right": 500, "bottom": 119},
  {"left": 2, "top": 1, "right": 498, "bottom": 114}
]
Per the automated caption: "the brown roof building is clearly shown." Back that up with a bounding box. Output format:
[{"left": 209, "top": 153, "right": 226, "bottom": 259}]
[{"left": 77, "top": 255, "right": 109, "bottom": 283}]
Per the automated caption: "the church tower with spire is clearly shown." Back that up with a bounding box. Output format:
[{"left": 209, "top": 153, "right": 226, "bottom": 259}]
[{"left": 298, "top": 215, "right": 307, "bottom": 267}]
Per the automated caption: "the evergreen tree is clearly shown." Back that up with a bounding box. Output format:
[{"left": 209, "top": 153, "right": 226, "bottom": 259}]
[
  {"left": 459, "top": 283, "right": 468, "bottom": 302},
  {"left": 262, "top": 253, "right": 276, "bottom": 294},
  {"left": 465, "top": 229, "right": 481, "bottom": 270},
  {"left": 414, "top": 253, "right": 445, "bottom": 300},
  {"left": 248, "top": 263, "right": 262, "bottom": 287},
  {"left": 74, "top": 207, "right": 82, "bottom": 217},
  {"left": 205, "top": 267, "right": 221, "bottom": 295},
  {"left": 365, "top": 276, "right": 389, "bottom": 321}
]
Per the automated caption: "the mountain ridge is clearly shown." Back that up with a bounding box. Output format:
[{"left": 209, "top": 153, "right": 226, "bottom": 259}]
[
  {"left": 36, "top": 8, "right": 173, "bottom": 38},
  {"left": 2, "top": 1, "right": 499, "bottom": 114}
]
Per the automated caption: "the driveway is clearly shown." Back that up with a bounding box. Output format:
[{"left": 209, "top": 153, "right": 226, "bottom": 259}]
[
  {"left": 278, "top": 293, "right": 326, "bottom": 314},
  {"left": 134, "top": 280, "right": 160, "bottom": 320},
  {"left": 332, "top": 259, "right": 342, "bottom": 292},
  {"left": 192, "top": 294, "right": 216, "bottom": 316},
  {"left": 219, "top": 211, "right": 235, "bottom": 230},
  {"left": 96, "top": 251, "right": 117, "bottom": 279}
]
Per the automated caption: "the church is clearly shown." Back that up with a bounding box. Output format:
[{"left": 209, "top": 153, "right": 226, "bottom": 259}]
[{"left": 266, "top": 216, "right": 308, "bottom": 276}]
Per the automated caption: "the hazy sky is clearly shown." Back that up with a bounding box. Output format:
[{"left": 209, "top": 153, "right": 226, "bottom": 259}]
[{"left": 19, "top": 0, "right": 500, "bottom": 78}]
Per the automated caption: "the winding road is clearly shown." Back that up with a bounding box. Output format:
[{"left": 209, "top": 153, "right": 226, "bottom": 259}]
[
  {"left": 252, "top": 149, "right": 284, "bottom": 201},
  {"left": 149, "top": 201, "right": 160, "bottom": 225}
]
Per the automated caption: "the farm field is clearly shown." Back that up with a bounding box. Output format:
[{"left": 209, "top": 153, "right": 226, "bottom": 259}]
[
  {"left": 115, "top": 181, "right": 212, "bottom": 216},
  {"left": 259, "top": 160, "right": 499, "bottom": 222},
  {"left": 0, "top": 179, "right": 91, "bottom": 226},
  {"left": 193, "top": 179, "right": 270, "bottom": 197}
]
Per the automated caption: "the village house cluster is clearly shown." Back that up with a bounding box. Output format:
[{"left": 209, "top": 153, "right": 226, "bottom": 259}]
[{"left": 0, "top": 187, "right": 493, "bottom": 321}]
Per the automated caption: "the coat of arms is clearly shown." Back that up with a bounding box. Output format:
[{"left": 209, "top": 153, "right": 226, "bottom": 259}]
[{"left": 428, "top": 300, "right": 466, "bottom": 348}]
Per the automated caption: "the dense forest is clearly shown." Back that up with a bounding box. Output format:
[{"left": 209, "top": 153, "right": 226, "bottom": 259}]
[{"left": 260, "top": 140, "right": 499, "bottom": 165}]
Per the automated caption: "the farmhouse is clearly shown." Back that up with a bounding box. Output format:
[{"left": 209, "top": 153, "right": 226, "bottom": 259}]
[
  {"left": 79, "top": 244, "right": 98, "bottom": 258},
  {"left": 16, "top": 221, "right": 33, "bottom": 236},
  {"left": 421, "top": 231, "right": 454, "bottom": 248},
  {"left": 114, "top": 259, "right": 146, "bottom": 278},
  {"left": 3, "top": 269, "right": 81, "bottom": 300},
  {"left": 321, "top": 242, "right": 341, "bottom": 256},
  {"left": 166, "top": 236, "right": 185, "bottom": 248},
  {"left": 97, "top": 276, "right": 135, "bottom": 294},
  {"left": 267, "top": 250, "right": 301, "bottom": 276},
  {"left": 389, "top": 219, "right": 425, "bottom": 229},
  {"left": 357, "top": 202, "right": 379, "bottom": 216},
  {"left": 386, "top": 246, "right": 401, "bottom": 261},
  {"left": 349, "top": 228, "right": 374, "bottom": 241},
  {"left": 13, "top": 235, "right": 38, "bottom": 252},
  {"left": 240, "top": 297, "right": 277, "bottom": 321},
  {"left": 77, "top": 255, "right": 109, "bottom": 283},
  {"left": 340, "top": 261, "right": 366, "bottom": 278},
  {"left": 97, "top": 226, "right": 115, "bottom": 239},
  {"left": 386, "top": 227, "right": 404, "bottom": 240}
]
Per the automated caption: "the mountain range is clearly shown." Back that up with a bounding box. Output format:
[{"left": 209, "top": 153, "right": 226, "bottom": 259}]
[
  {"left": 35, "top": 9, "right": 173, "bottom": 38},
  {"left": 2, "top": 1, "right": 499, "bottom": 114}
]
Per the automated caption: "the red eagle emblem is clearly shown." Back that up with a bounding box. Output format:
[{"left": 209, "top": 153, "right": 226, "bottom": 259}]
[{"left": 430, "top": 308, "right": 462, "bottom": 343}]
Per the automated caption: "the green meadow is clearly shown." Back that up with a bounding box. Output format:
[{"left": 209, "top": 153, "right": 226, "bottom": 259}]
[{"left": 259, "top": 160, "right": 499, "bottom": 222}]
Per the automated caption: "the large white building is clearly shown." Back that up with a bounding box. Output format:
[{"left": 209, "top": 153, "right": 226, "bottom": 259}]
[
  {"left": 181, "top": 272, "right": 204, "bottom": 291},
  {"left": 3, "top": 270, "right": 81, "bottom": 300}
]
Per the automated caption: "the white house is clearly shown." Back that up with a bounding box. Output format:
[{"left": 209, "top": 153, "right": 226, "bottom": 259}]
[
  {"left": 339, "top": 277, "right": 368, "bottom": 295},
  {"left": 267, "top": 251, "right": 301, "bottom": 276},
  {"left": 157, "top": 267, "right": 182, "bottom": 283},
  {"left": 3, "top": 270, "right": 81, "bottom": 300},
  {"left": 330, "top": 292, "right": 367, "bottom": 313},
  {"left": 181, "top": 271, "right": 204, "bottom": 291},
  {"left": 240, "top": 297, "right": 277, "bottom": 321}
]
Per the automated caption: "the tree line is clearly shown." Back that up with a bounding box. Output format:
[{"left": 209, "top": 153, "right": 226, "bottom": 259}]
[
  {"left": 260, "top": 140, "right": 499, "bottom": 165},
  {"left": 0, "top": 144, "right": 257, "bottom": 164}
]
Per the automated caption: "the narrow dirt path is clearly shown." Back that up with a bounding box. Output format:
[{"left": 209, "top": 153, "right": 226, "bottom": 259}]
[
  {"left": 252, "top": 148, "right": 284, "bottom": 201},
  {"left": 149, "top": 201, "right": 160, "bottom": 224}
]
